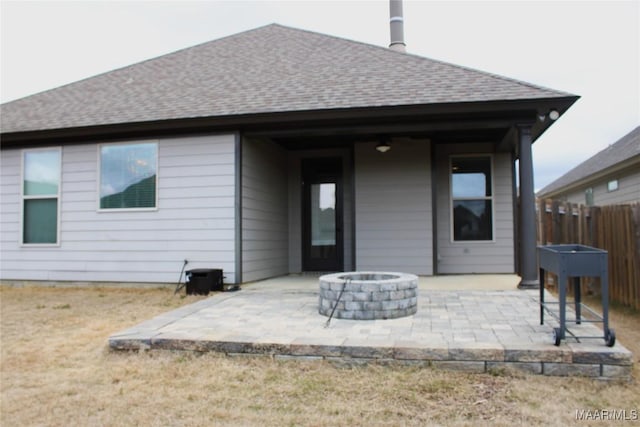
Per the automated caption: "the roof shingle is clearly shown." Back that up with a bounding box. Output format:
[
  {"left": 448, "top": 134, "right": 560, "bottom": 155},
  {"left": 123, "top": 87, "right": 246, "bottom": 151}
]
[
  {"left": 538, "top": 126, "right": 640, "bottom": 196},
  {"left": 1, "top": 24, "right": 574, "bottom": 134}
]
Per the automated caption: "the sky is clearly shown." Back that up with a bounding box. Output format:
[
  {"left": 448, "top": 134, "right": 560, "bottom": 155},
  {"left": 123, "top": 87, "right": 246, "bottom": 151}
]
[{"left": 1, "top": 0, "right": 638, "bottom": 191}]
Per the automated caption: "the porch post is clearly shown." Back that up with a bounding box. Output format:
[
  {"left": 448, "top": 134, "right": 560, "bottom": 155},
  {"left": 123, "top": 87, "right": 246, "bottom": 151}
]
[{"left": 517, "top": 124, "right": 538, "bottom": 289}]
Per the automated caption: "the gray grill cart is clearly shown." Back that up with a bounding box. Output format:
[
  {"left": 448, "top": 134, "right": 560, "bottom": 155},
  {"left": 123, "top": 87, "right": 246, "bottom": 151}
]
[{"left": 538, "top": 244, "right": 615, "bottom": 347}]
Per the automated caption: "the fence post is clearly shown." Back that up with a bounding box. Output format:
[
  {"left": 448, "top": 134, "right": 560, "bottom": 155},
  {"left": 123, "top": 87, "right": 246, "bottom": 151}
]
[{"left": 632, "top": 204, "right": 640, "bottom": 309}]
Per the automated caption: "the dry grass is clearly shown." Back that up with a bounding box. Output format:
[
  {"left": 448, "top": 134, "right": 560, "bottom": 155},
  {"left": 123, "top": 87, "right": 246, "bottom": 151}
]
[{"left": 1, "top": 285, "right": 639, "bottom": 427}]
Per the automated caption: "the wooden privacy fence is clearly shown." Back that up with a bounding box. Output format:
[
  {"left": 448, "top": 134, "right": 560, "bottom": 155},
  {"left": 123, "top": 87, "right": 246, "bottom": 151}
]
[{"left": 537, "top": 199, "right": 640, "bottom": 310}]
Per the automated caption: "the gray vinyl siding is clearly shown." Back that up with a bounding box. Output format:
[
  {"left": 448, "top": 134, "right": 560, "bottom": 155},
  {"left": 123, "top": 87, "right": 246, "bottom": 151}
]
[
  {"left": 241, "top": 138, "right": 289, "bottom": 282},
  {"left": 562, "top": 167, "right": 640, "bottom": 206},
  {"left": 354, "top": 139, "right": 432, "bottom": 275},
  {"left": 0, "top": 134, "right": 238, "bottom": 284},
  {"left": 435, "top": 143, "right": 514, "bottom": 274},
  {"left": 564, "top": 189, "right": 589, "bottom": 205}
]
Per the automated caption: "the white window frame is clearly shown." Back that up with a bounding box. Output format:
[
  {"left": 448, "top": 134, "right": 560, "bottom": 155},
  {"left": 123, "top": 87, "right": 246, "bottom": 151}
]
[
  {"left": 607, "top": 179, "right": 619, "bottom": 192},
  {"left": 97, "top": 141, "right": 159, "bottom": 212},
  {"left": 449, "top": 154, "right": 495, "bottom": 243},
  {"left": 21, "top": 147, "right": 62, "bottom": 246}
]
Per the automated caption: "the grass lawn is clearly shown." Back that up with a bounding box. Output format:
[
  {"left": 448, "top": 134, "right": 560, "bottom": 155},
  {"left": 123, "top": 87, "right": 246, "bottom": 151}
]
[{"left": 1, "top": 285, "right": 638, "bottom": 426}]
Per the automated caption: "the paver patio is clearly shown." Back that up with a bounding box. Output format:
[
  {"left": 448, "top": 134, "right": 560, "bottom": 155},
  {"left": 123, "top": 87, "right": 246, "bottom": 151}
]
[{"left": 109, "top": 275, "right": 632, "bottom": 379}]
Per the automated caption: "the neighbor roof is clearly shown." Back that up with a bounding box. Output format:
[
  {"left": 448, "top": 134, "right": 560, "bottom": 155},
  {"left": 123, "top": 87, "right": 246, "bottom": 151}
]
[
  {"left": 1, "top": 23, "right": 574, "bottom": 135},
  {"left": 538, "top": 126, "right": 640, "bottom": 196}
]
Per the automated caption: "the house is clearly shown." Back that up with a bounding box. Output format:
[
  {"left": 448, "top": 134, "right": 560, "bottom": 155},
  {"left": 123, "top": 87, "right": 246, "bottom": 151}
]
[
  {"left": 0, "top": 23, "right": 578, "bottom": 288},
  {"left": 537, "top": 126, "right": 640, "bottom": 205}
]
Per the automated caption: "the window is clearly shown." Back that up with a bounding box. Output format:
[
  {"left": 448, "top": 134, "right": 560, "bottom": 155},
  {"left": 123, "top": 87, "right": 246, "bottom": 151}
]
[
  {"left": 451, "top": 156, "right": 493, "bottom": 241},
  {"left": 607, "top": 179, "right": 618, "bottom": 192},
  {"left": 585, "top": 188, "right": 594, "bottom": 206},
  {"left": 311, "top": 183, "right": 336, "bottom": 246},
  {"left": 99, "top": 142, "right": 157, "bottom": 210},
  {"left": 22, "top": 149, "right": 61, "bottom": 244}
]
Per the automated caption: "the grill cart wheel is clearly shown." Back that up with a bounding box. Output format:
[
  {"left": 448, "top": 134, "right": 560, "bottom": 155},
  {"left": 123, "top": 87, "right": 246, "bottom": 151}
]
[
  {"left": 553, "top": 327, "right": 562, "bottom": 346},
  {"left": 605, "top": 329, "right": 616, "bottom": 347}
]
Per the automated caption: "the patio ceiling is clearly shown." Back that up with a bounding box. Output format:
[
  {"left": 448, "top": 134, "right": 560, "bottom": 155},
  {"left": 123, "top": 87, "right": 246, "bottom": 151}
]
[{"left": 243, "top": 97, "right": 573, "bottom": 152}]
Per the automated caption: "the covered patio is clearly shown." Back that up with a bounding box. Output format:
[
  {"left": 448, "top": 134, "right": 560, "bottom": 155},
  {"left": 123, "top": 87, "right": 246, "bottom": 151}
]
[{"left": 109, "top": 275, "right": 632, "bottom": 379}]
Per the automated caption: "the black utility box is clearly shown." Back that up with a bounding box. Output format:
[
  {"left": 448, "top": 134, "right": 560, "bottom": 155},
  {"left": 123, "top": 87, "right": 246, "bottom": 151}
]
[{"left": 185, "top": 269, "right": 223, "bottom": 295}]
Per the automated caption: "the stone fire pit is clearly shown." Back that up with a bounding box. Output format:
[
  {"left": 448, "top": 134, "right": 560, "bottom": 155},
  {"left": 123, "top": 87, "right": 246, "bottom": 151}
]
[{"left": 319, "top": 272, "right": 418, "bottom": 320}]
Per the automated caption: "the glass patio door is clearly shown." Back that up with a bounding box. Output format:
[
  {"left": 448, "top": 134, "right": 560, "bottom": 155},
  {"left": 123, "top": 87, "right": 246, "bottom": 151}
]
[{"left": 302, "top": 158, "right": 343, "bottom": 271}]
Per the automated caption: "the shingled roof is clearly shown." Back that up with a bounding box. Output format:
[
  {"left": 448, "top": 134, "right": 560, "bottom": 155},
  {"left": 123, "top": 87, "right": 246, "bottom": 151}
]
[
  {"left": 538, "top": 126, "right": 640, "bottom": 196},
  {"left": 1, "top": 23, "right": 574, "bottom": 135}
]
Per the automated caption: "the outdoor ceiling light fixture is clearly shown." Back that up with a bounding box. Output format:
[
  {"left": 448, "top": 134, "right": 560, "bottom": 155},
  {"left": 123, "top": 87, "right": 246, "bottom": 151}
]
[{"left": 376, "top": 139, "right": 391, "bottom": 153}]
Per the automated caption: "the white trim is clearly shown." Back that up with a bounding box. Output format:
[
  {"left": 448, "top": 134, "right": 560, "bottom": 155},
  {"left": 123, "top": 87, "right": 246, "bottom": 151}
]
[
  {"left": 96, "top": 140, "right": 159, "bottom": 212},
  {"left": 449, "top": 154, "right": 495, "bottom": 244},
  {"left": 20, "top": 146, "right": 62, "bottom": 247}
]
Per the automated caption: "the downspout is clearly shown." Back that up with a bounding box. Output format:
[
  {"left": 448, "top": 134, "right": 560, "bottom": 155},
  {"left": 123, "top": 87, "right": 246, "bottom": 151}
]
[{"left": 234, "top": 132, "right": 243, "bottom": 285}]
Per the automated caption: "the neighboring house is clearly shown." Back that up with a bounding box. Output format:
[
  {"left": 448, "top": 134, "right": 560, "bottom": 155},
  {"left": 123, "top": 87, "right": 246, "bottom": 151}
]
[
  {"left": 537, "top": 126, "right": 640, "bottom": 205},
  {"left": 0, "top": 24, "right": 577, "bottom": 287}
]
